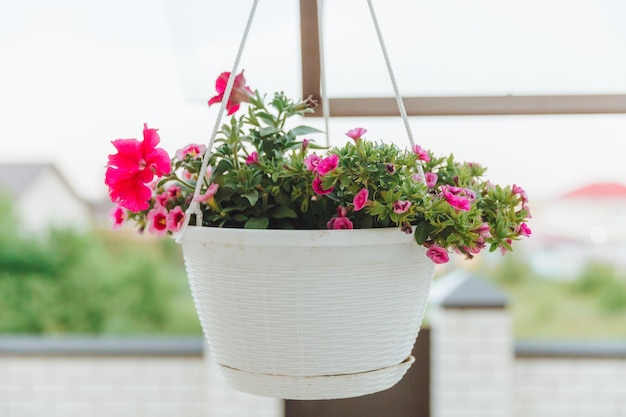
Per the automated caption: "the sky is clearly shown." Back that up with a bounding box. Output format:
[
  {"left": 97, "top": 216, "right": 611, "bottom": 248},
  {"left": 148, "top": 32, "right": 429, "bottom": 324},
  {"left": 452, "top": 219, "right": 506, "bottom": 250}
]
[{"left": 1, "top": 0, "right": 626, "bottom": 204}]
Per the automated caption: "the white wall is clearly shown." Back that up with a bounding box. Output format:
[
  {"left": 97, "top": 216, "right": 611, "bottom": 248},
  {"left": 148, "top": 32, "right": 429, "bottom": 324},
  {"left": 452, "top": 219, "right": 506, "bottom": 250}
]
[{"left": 16, "top": 170, "right": 92, "bottom": 233}]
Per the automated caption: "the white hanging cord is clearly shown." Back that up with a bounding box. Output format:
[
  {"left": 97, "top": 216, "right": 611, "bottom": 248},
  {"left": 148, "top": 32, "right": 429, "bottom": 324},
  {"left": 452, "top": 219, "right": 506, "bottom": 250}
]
[
  {"left": 366, "top": 0, "right": 426, "bottom": 182},
  {"left": 316, "top": 0, "right": 330, "bottom": 146},
  {"left": 176, "top": 0, "right": 259, "bottom": 242}
]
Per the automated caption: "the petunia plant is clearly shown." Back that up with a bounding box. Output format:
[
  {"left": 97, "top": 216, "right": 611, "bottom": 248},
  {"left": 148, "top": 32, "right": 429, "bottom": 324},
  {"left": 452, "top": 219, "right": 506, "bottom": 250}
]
[{"left": 105, "top": 71, "right": 531, "bottom": 264}]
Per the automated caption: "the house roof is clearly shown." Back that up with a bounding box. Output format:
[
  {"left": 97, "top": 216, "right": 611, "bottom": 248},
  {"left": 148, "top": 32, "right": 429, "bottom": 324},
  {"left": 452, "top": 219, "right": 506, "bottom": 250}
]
[
  {"left": 0, "top": 163, "right": 86, "bottom": 205},
  {"left": 562, "top": 182, "right": 626, "bottom": 199},
  {"left": 429, "top": 269, "right": 508, "bottom": 309}
]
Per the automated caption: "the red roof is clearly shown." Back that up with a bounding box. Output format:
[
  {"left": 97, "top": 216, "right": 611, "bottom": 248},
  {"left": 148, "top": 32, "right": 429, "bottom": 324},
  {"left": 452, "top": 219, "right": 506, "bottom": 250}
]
[{"left": 562, "top": 182, "right": 626, "bottom": 199}]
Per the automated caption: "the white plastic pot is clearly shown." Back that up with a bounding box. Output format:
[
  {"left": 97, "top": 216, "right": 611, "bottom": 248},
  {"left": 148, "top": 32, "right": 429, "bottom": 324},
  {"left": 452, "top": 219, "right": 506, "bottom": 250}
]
[{"left": 180, "top": 226, "right": 434, "bottom": 399}]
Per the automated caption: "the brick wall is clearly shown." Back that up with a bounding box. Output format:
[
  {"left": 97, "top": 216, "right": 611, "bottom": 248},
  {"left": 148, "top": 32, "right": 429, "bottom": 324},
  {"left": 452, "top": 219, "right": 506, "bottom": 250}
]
[
  {"left": 0, "top": 355, "right": 206, "bottom": 417},
  {"left": 0, "top": 338, "right": 283, "bottom": 417},
  {"left": 514, "top": 354, "right": 626, "bottom": 417}
]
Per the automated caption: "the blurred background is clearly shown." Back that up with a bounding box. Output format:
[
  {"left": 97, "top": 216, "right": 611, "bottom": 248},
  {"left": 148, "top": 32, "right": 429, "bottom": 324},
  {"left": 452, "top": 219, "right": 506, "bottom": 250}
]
[{"left": 1, "top": 0, "right": 625, "bottom": 416}]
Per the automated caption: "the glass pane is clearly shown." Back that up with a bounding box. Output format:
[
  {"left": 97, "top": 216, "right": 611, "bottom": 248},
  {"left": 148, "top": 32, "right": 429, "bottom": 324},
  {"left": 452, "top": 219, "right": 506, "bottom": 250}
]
[{"left": 321, "top": 0, "right": 626, "bottom": 96}]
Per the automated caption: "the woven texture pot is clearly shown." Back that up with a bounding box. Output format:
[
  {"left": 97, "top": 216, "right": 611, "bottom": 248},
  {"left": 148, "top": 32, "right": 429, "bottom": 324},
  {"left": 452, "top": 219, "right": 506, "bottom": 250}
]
[{"left": 180, "top": 226, "right": 434, "bottom": 399}]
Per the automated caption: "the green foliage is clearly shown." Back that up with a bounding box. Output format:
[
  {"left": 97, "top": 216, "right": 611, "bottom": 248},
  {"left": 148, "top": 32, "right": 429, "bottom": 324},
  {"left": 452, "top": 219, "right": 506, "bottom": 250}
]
[
  {"left": 0, "top": 198, "right": 200, "bottom": 334},
  {"left": 117, "top": 87, "right": 530, "bottom": 261},
  {"left": 571, "top": 262, "right": 626, "bottom": 314},
  {"left": 479, "top": 254, "right": 626, "bottom": 340}
]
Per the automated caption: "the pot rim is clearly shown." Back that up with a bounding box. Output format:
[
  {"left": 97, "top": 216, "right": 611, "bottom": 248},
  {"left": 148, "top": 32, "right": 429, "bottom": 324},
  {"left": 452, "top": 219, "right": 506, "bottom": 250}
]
[{"left": 179, "top": 225, "right": 422, "bottom": 248}]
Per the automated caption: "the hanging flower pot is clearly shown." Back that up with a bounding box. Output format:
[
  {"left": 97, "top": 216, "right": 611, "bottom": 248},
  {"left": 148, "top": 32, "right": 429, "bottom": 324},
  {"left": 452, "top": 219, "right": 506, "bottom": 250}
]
[
  {"left": 103, "top": 0, "right": 531, "bottom": 400},
  {"left": 181, "top": 226, "right": 433, "bottom": 399}
]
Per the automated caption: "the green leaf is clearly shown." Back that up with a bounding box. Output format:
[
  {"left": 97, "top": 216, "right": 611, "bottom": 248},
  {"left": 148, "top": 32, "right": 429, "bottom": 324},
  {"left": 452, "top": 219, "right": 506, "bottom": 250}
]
[
  {"left": 288, "top": 125, "right": 323, "bottom": 136},
  {"left": 271, "top": 206, "right": 298, "bottom": 219},
  {"left": 232, "top": 214, "right": 249, "bottom": 222},
  {"left": 256, "top": 112, "right": 276, "bottom": 126},
  {"left": 414, "top": 222, "right": 431, "bottom": 245},
  {"left": 242, "top": 190, "right": 259, "bottom": 206},
  {"left": 259, "top": 127, "right": 281, "bottom": 137},
  {"left": 244, "top": 217, "right": 269, "bottom": 229},
  {"left": 213, "top": 159, "right": 232, "bottom": 177}
]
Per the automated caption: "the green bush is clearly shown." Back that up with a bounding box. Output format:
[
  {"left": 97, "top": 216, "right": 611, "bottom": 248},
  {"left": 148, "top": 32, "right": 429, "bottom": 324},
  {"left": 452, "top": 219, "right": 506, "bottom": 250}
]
[
  {"left": 0, "top": 196, "right": 201, "bottom": 334},
  {"left": 572, "top": 262, "right": 626, "bottom": 314}
]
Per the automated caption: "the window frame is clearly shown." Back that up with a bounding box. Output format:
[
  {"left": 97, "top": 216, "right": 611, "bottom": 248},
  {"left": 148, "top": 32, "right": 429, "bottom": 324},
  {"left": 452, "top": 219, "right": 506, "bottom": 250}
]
[{"left": 299, "top": 0, "right": 626, "bottom": 117}]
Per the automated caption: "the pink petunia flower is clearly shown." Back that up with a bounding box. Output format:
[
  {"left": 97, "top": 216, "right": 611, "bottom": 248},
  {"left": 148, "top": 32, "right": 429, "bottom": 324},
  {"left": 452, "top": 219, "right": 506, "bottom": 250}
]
[
  {"left": 193, "top": 183, "right": 220, "bottom": 203},
  {"left": 512, "top": 184, "right": 528, "bottom": 203},
  {"left": 105, "top": 123, "right": 171, "bottom": 212},
  {"left": 424, "top": 172, "right": 438, "bottom": 188},
  {"left": 413, "top": 172, "right": 438, "bottom": 188},
  {"left": 336, "top": 206, "right": 349, "bottom": 218},
  {"left": 304, "top": 154, "right": 321, "bottom": 171},
  {"left": 175, "top": 144, "right": 207, "bottom": 161},
  {"left": 473, "top": 222, "right": 492, "bottom": 238},
  {"left": 412, "top": 144, "right": 430, "bottom": 162},
  {"left": 155, "top": 191, "right": 170, "bottom": 207},
  {"left": 426, "top": 244, "right": 449, "bottom": 264},
  {"left": 166, "top": 206, "right": 185, "bottom": 233},
  {"left": 500, "top": 239, "right": 513, "bottom": 255},
  {"left": 147, "top": 206, "right": 169, "bottom": 236},
  {"left": 166, "top": 184, "right": 182, "bottom": 199},
  {"left": 345, "top": 127, "right": 367, "bottom": 142},
  {"left": 246, "top": 151, "right": 259, "bottom": 165},
  {"left": 393, "top": 200, "right": 412, "bottom": 214},
  {"left": 312, "top": 177, "right": 334, "bottom": 195},
  {"left": 518, "top": 223, "right": 532, "bottom": 237},
  {"left": 109, "top": 206, "right": 127, "bottom": 230},
  {"left": 208, "top": 71, "right": 254, "bottom": 115},
  {"left": 327, "top": 216, "right": 354, "bottom": 230},
  {"left": 353, "top": 188, "right": 369, "bottom": 211},
  {"left": 316, "top": 154, "right": 339, "bottom": 175}
]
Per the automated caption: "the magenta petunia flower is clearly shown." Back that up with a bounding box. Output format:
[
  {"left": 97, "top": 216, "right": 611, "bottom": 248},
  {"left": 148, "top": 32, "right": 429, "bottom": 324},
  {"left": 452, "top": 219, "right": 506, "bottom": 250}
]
[
  {"left": 441, "top": 185, "right": 474, "bottom": 211},
  {"left": 412, "top": 144, "right": 430, "bottom": 162},
  {"left": 246, "top": 151, "right": 259, "bottom": 165},
  {"left": 147, "top": 206, "right": 169, "bottom": 236},
  {"left": 109, "top": 206, "right": 127, "bottom": 230},
  {"left": 426, "top": 244, "right": 449, "bottom": 264},
  {"left": 304, "top": 154, "right": 321, "bottom": 171},
  {"left": 316, "top": 154, "right": 339, "bottom": 175},
  {"left": 327, "top": 216, "right": 354, "bottom": 230},
  {"left": 312, "top": 177, "right": 334, "bottom": 195},
  {"left": 175, "top": 144, "right": 206, "bottom": 161},
  {"left": 208, "top": 71, "right": 254, "bottom": 115},
  {"left": 393, "top": 200, "right": 412, "bottom": 214},
  {"left": 445, "top": 194, "right": 471, "bottom": 211},
  {"left": 353, "top": 188, "right": 369, "bottom": 211},
  {"left": 105, "top": 124, "right": 172, "bottom": 212},
  {"left": 166, "top": 206, "right": 185, "bottom": 233},
  {"left": 345, "top": 127, "right": 367, "bottom": 142}
]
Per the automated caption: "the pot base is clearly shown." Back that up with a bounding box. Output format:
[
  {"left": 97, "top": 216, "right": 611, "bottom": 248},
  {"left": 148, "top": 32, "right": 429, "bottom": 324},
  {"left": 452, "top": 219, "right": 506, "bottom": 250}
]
[{"left": 217, "top": 355, "right": 415, "bottom": 400}]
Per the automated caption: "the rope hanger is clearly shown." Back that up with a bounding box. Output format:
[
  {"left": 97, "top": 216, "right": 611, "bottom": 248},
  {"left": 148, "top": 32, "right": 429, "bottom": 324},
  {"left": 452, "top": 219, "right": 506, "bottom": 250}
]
[{"left": 177, "top": 0, "right": 424, "bottom": 240}]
